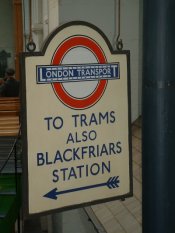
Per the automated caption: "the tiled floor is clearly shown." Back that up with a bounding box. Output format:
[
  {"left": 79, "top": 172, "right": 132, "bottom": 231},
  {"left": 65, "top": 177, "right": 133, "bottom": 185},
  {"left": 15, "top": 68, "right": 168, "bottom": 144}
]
[{"left": 90, "top": 117, "right": 142, "bottom": 233}]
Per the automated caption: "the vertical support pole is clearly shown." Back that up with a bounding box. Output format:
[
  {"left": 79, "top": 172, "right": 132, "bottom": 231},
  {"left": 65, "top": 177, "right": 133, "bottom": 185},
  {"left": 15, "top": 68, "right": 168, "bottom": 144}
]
[
  {"left": 13, "top": 0, "right": 23, "bottom": 80},
  {"left": 14, "top": 141, "right": 21, "bottom": 233},
  {"left": 142, "top": 0, "right": 175, "bottom": 232}
]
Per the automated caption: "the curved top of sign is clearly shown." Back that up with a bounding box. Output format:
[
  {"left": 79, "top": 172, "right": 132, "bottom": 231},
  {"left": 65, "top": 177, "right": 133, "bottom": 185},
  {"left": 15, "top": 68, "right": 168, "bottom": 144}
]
[
  {"left": 24, "top": 21, "right": 130, "bottom": 110},
  {"left": 41, "top": 21, "right": 115, "bottom": 55}
]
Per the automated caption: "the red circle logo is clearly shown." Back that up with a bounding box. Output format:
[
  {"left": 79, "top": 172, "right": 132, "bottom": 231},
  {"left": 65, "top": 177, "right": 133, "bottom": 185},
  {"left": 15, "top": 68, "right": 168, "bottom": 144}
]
[{"left": 52, "top": 36, "right": 107, "bottom": 109}]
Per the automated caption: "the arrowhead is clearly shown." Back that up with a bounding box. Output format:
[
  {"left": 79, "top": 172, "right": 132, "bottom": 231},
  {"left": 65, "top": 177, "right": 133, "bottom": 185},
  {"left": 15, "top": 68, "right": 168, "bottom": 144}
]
[
  {"left": 43, "top": 188, "right": 59, "bottom": 200},
  {"left": 107, "top": 176, "right": 120, "bottom": 189}
]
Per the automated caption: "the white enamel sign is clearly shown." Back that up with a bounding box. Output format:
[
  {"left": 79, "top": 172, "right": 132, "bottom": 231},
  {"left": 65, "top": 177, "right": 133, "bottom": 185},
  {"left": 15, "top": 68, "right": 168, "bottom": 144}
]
[{"left": 21, "top": 21, "right": 132, "bottom": 216}]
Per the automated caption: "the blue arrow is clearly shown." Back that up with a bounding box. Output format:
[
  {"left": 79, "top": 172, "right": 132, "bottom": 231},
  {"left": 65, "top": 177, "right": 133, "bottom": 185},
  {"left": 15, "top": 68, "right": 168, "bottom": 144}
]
[{"left": 43, "top": 176, "right": 120, "bottom": 200}]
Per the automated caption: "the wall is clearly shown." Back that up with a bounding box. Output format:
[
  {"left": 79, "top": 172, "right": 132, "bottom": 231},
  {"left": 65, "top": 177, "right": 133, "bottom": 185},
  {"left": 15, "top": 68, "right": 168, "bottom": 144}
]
[
  {"left": 59, "top": 0, "right": 115, "bottom": 46},
  {"left": 120, "top": 0, "right": 142, "bottom": 120},
  {"left": 0, "top": 0, "right": 15, "bottom": 69},
  {"left": 59, "top": 0, "right": 142, "bottom": 121}
]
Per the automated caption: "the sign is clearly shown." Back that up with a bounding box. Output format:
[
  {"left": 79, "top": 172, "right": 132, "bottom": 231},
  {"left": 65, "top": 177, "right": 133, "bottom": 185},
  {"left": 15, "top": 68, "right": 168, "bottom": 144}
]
[{"left": 21, "top": 21, "right": 132, "bottom": 216}]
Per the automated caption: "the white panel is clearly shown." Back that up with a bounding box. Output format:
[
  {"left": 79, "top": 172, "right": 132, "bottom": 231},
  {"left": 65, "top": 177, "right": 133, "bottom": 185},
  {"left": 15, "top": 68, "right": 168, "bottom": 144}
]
[
  {"left": 48, "top": 0, "right": 59, "bottom": 33},
  {"left": 32, "top": 0, "right": 43, "bottom": 51},
  {"left": 42, "top": 0, "right": 49, "bottom": 40}
]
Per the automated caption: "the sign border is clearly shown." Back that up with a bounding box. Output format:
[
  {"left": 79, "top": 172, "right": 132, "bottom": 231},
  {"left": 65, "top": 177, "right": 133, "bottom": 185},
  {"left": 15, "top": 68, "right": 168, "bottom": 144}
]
[{"left": 20, "top": 21, "right": 133, "bottom": 218}]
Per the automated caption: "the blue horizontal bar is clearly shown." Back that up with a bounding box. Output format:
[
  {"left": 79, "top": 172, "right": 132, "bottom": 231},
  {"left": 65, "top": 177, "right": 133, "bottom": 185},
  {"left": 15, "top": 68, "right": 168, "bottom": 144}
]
[{"left": 36, "top": 63, "right": 119, "bottom": 84}]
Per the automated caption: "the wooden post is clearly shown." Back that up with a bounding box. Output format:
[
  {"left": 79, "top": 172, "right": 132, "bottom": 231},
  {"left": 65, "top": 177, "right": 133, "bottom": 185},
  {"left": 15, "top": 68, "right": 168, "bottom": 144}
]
[{"left": 13, "top": 0, "right": 23, "bottom": 80}]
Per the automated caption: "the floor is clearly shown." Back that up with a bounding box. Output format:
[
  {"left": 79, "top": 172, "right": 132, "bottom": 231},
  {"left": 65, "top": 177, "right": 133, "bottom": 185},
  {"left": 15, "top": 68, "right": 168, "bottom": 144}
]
[{"left": 24, "top": 208, "right": 100, "bottom": 233}]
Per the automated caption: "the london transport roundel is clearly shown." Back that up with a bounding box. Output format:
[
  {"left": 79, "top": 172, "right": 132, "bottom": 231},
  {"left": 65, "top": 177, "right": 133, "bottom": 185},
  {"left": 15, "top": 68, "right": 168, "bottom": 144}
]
[{"left": 52, "top": 36, "right": 108, "bottom": 110}]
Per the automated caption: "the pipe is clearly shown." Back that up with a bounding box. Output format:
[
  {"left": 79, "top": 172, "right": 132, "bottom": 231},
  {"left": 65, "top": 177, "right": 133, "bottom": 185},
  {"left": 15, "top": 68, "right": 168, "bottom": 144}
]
[{"left": 142, "top": 0, "right": 175, "bottom": 232}]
